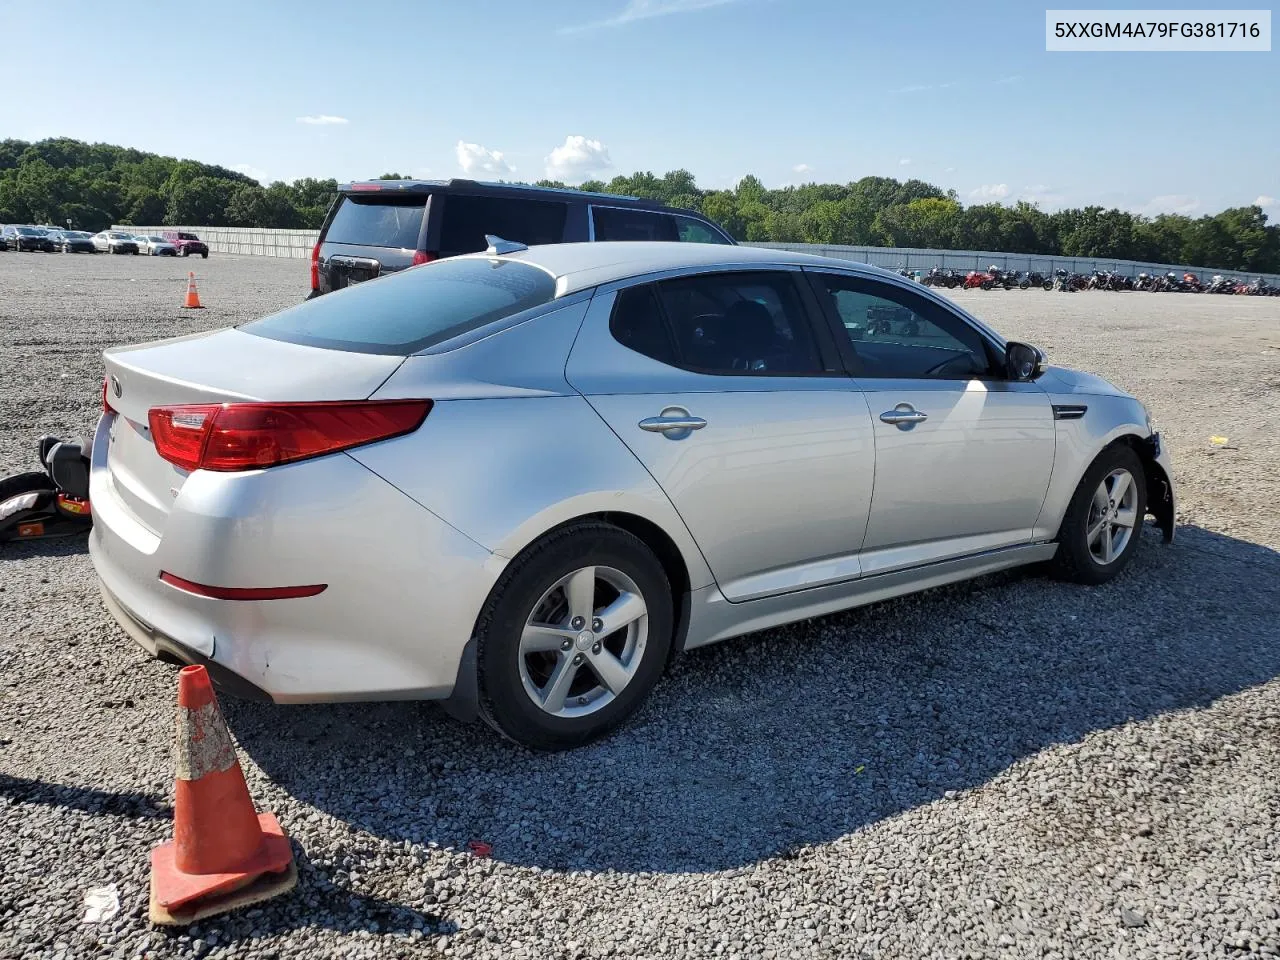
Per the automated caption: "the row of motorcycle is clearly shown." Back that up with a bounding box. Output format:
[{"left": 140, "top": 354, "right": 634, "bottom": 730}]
[{"left": 909, "top": 266, "right": 1278, "bottom": 296}]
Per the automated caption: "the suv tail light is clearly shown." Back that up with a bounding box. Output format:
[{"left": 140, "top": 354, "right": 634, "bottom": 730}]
[
  {"left": 148, "top": 400, "right": 431, "bottom": 472},
  {"left": 310, "top": 241, "right": 321, "bottom": 290},
  {"left": 102, "top": 377, "right": 114, "bottom": 414},
  {"left": 411, "top": 250, "right": 437, "bottom": 266}
]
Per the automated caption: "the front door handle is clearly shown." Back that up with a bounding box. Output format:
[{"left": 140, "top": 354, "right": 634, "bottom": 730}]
[
  {"left": 638, "top": 406, "right": 706, "bottom": 439},
  {"left": 879, "top": 404, "right": 928, "bottom": 429}
]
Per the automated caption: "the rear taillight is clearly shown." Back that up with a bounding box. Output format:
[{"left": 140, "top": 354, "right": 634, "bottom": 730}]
[
  {"left": 411, "top": 250, "right": 437, "bottom": 266},
  {"left": 148, "top": 400, "right": 431, "bottom": 473},
  {"left": 102, "top": 377, "right": 114, "bottom": 414},
  {"left": 310, "top": 241, "right": 321, "bottom": 290}
]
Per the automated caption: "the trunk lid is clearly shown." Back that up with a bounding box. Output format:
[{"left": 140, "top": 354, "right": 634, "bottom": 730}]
[{"left": 102, "top": 329, "right": 403, "bottom": 534}]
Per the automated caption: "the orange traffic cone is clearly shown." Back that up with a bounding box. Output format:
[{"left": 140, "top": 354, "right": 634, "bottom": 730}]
[
  {"left": 149, "top": 665, "right": 296, "bottom": 925},
  {"left": 181, "top": 272, "right": 204, "bottom": 309}
]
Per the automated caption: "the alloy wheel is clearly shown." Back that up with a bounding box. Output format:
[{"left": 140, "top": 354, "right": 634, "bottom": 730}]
[
  {"left": 1086, "top": 468, "right": 1138, "bottom": 565},
  {"left": 517, "top": 565, "right": 648, "bottom": 718}
]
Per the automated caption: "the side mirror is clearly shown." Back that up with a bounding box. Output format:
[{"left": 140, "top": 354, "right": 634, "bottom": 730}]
[{"left": 1004, "top": 341, "right": 1044, "bottom": 381}]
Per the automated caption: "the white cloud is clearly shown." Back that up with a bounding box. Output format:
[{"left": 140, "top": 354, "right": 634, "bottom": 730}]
[
  {"left": 793, "top": 163, "right": 811, "bottom": 175},
  {"left": 456, "top": 141, "right": 514, "bottom": 177},
  {"left": 1019, "top": 184, "right": 1066, "bottom": 208},
  {"left": 1256, "top": 194, "right": 1278, "bottom": 207},
  {"left": 944, "top": 166, "right": 955, "bottom": 173},
  {"left": 545, "top": 135, "right": 612, "bottom": 182},
  {"left": 899, "top": 158, "right": 912, "bottom": 166},
  {"left": 560, "top": 0, "right": 740, "bottom": 33},
  {"left": 968, "top": 183, "right": 1010, "bottom": 201},
  {"left": 232, "top": 163, "right": 268, "bottom": 183},
  {"left": 296, "top": 115, "right": 348, "bottom": 126},
  {"left": 1141, "top": 194, "right": 1200, "bottom": 215},
  {"left": 996, "top": 75, "right": 1022, "bottom": 84},
  {"left": 890, "top": 81, "right": 957, "bottom": 94}
]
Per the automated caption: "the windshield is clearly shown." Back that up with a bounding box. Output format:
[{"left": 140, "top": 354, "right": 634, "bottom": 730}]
[
  {"left": 108, "top": 232, "right": 132, "bottom": 239},
  {"left": 241, "top": 257, "right": 558, "bottom": 355},
  {"left": 15, "top": 227, "right": 39, "bottom": 236},
  {"left": 148, "top": 236, "right": 166, "bottom": 242},
  {"left": 178, "top": 233, "right": 199, "bottom": 240}
]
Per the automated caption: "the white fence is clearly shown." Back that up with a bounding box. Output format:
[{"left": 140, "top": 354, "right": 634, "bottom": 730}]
[
  {"left": 115, "top": 225, "right": 317, "bottom": 259},
  {"left": 751, "top": 243, "right": 1280, "bottom": 286},
  {"left": 114, "top": 225, "right": 1280, "bottom": 283}
]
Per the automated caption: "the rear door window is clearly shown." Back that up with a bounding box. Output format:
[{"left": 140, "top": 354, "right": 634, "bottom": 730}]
[
  {"left": 592, "top": 206, "right": 679, "bottom": 242},
  {"left": 240, "top": 258, "right": 558, "bottom": 355},
  {"left": 439, "top": 195, "right": 568, "bottom": 256},
  {"left": 326, "top": 196, "right": 428, "bottom": 249}
]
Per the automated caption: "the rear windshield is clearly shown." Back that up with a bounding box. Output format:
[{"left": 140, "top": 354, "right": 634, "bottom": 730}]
[
  {"left": 240, "top": 258, "right": 558, "bottom": 355},
  {"left": 326, "top": 195, "right": 426, "bottom": 249}
]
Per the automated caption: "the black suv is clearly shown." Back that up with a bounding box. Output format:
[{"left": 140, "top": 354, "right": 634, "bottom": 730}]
[{"left": 308, "top": 179, "right": 735, "bottom": 297}]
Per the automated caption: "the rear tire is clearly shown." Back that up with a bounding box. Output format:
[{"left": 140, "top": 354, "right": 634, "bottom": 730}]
[
  {"left": 1048, "top": 445, "right": 1146, "bottom": 585},
  {"left": 476, "top": 522, "right": 674, "bottom": 751}
]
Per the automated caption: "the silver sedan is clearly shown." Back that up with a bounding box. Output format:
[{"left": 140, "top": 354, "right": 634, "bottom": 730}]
[{"left": 89, "top": 241, "right": 1175, "bottom": 749}]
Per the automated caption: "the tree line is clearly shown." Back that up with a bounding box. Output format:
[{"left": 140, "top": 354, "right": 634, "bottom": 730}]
[{"left": 2, "top": 137, "right": 1276, "bottom": 272}]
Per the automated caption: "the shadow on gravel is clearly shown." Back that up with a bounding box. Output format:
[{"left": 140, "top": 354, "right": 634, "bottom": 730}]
[
  {"left": 0, "top": 532, "right": 90, "bottom": 559},
  {"left": 228, "top": 523, "right": 1280, "bottom": 875},
  {"left": 0, "top": 773, "right": 168, "bottom": 819},
  {"left": 157, "top": 843, "right": 456, "bottom": 947}
]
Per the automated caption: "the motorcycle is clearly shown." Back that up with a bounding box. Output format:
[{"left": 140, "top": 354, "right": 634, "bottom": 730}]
[
  {"left": 964, "top": 270, "right": 996, "bottom": 290},
  {"left": 1026, "top": 271, "right": 1054, "bottom": 290},
  {"left": 923, "top": 267, "right": 962, "bottom": 289}
]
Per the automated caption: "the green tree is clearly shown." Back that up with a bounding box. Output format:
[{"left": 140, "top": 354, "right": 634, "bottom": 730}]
[{"left": 165, "top": 176, "right": 235, "bottom": 226}]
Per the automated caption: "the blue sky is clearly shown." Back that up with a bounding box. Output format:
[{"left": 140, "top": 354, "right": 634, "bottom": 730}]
[{"left": 3, "top": 0, "right": 1276, "bottom": 215}]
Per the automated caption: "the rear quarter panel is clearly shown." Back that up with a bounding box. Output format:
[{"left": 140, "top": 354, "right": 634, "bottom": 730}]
[{"left": 350, "top": 301, "right": 714, "bottom": 588}]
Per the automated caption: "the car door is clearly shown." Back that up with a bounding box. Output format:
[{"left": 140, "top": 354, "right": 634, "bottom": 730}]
[
  {"left": 565, "top": 268, "right": 877, "bottom": 602},
  {"left": 806, "top": 270, "right": 1055, "bottom": 577}
]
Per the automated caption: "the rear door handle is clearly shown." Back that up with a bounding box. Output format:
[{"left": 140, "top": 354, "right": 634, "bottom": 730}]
[
  {"left": 639, "top": 416, "right": 707, "bottom": 433},
  {"left": 879, "top": 404, "right": 928, "bottom": 428},
  {"left": 638, "top": 406, "right": 706, "bottom": 438}
]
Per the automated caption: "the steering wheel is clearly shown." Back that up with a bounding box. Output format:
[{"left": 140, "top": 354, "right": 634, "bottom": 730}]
[{"left": 923, "top": 354, "right": 981, "bottom": 378}]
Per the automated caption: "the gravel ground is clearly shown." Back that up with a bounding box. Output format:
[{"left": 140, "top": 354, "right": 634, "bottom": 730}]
[{"left": 2, "top": 252, "right": 1279, "bottom": 960}]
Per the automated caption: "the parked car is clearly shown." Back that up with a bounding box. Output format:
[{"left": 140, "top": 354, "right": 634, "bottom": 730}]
[
  {"left": 93, "top": 231, "right": 140, "bottom": 255},
  {"left": 160, "top": 231, "right": 209, "bottom": 258},
  {"left": 89, "top": 241, "right": 1175, "bottom": 750},
  {"left": 59, "top": 230, "right": 98, "bottom": 253},
  {"left": 3, "top": 225, "right": 57, "bottom": 252},
  {"left": 40, "top": 228, "right": 65, "bottom": 251},
  {"left": 138, "top": 235, "right": 178, "bottom": 256},
  {"left": 308, "top": 178, "right": 735, "bottom": 298}
]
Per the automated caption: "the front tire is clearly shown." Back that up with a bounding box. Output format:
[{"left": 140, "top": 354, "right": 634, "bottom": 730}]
[
  {"left": 476, "top": 522, "right": 674, "bottom": 751},
  {"left": 1049, "top": 444, "right": 1147, "bottom": 585}
]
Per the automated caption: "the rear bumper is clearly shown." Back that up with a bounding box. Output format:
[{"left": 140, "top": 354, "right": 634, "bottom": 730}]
[
  {"left": 99, "top": 582, "right": 273, "bottom": 702},
  {"left": 88, "top": 413, "right": 503, "bottom": 703}
]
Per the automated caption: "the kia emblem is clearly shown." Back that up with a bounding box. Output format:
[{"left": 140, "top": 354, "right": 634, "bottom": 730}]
[{"left": 110, "top": 375, "right": 123, "bottom": 398}]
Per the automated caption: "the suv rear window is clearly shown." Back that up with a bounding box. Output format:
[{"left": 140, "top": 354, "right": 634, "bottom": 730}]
[
  {"left": 240, "top": 258, "right": 557, "bottom": 355},
  {"left": 439, "top": 195, "right": 568, "bottom": 256},
  {"left": 327, "top": 196, "right": 427, "bottom": 249}
]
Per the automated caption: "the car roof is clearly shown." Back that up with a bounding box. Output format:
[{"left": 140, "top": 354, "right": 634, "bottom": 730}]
[
  {"left": 454, "top": 241, "right": 903, "bottom": 294},
  {"left": 337, "top": 178, "right": 709, "bottom": 216}
]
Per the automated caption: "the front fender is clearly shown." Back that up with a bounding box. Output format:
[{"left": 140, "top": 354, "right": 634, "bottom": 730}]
[{"left": 1033, "top": 394, "right": 1170, "bottom": 541}]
